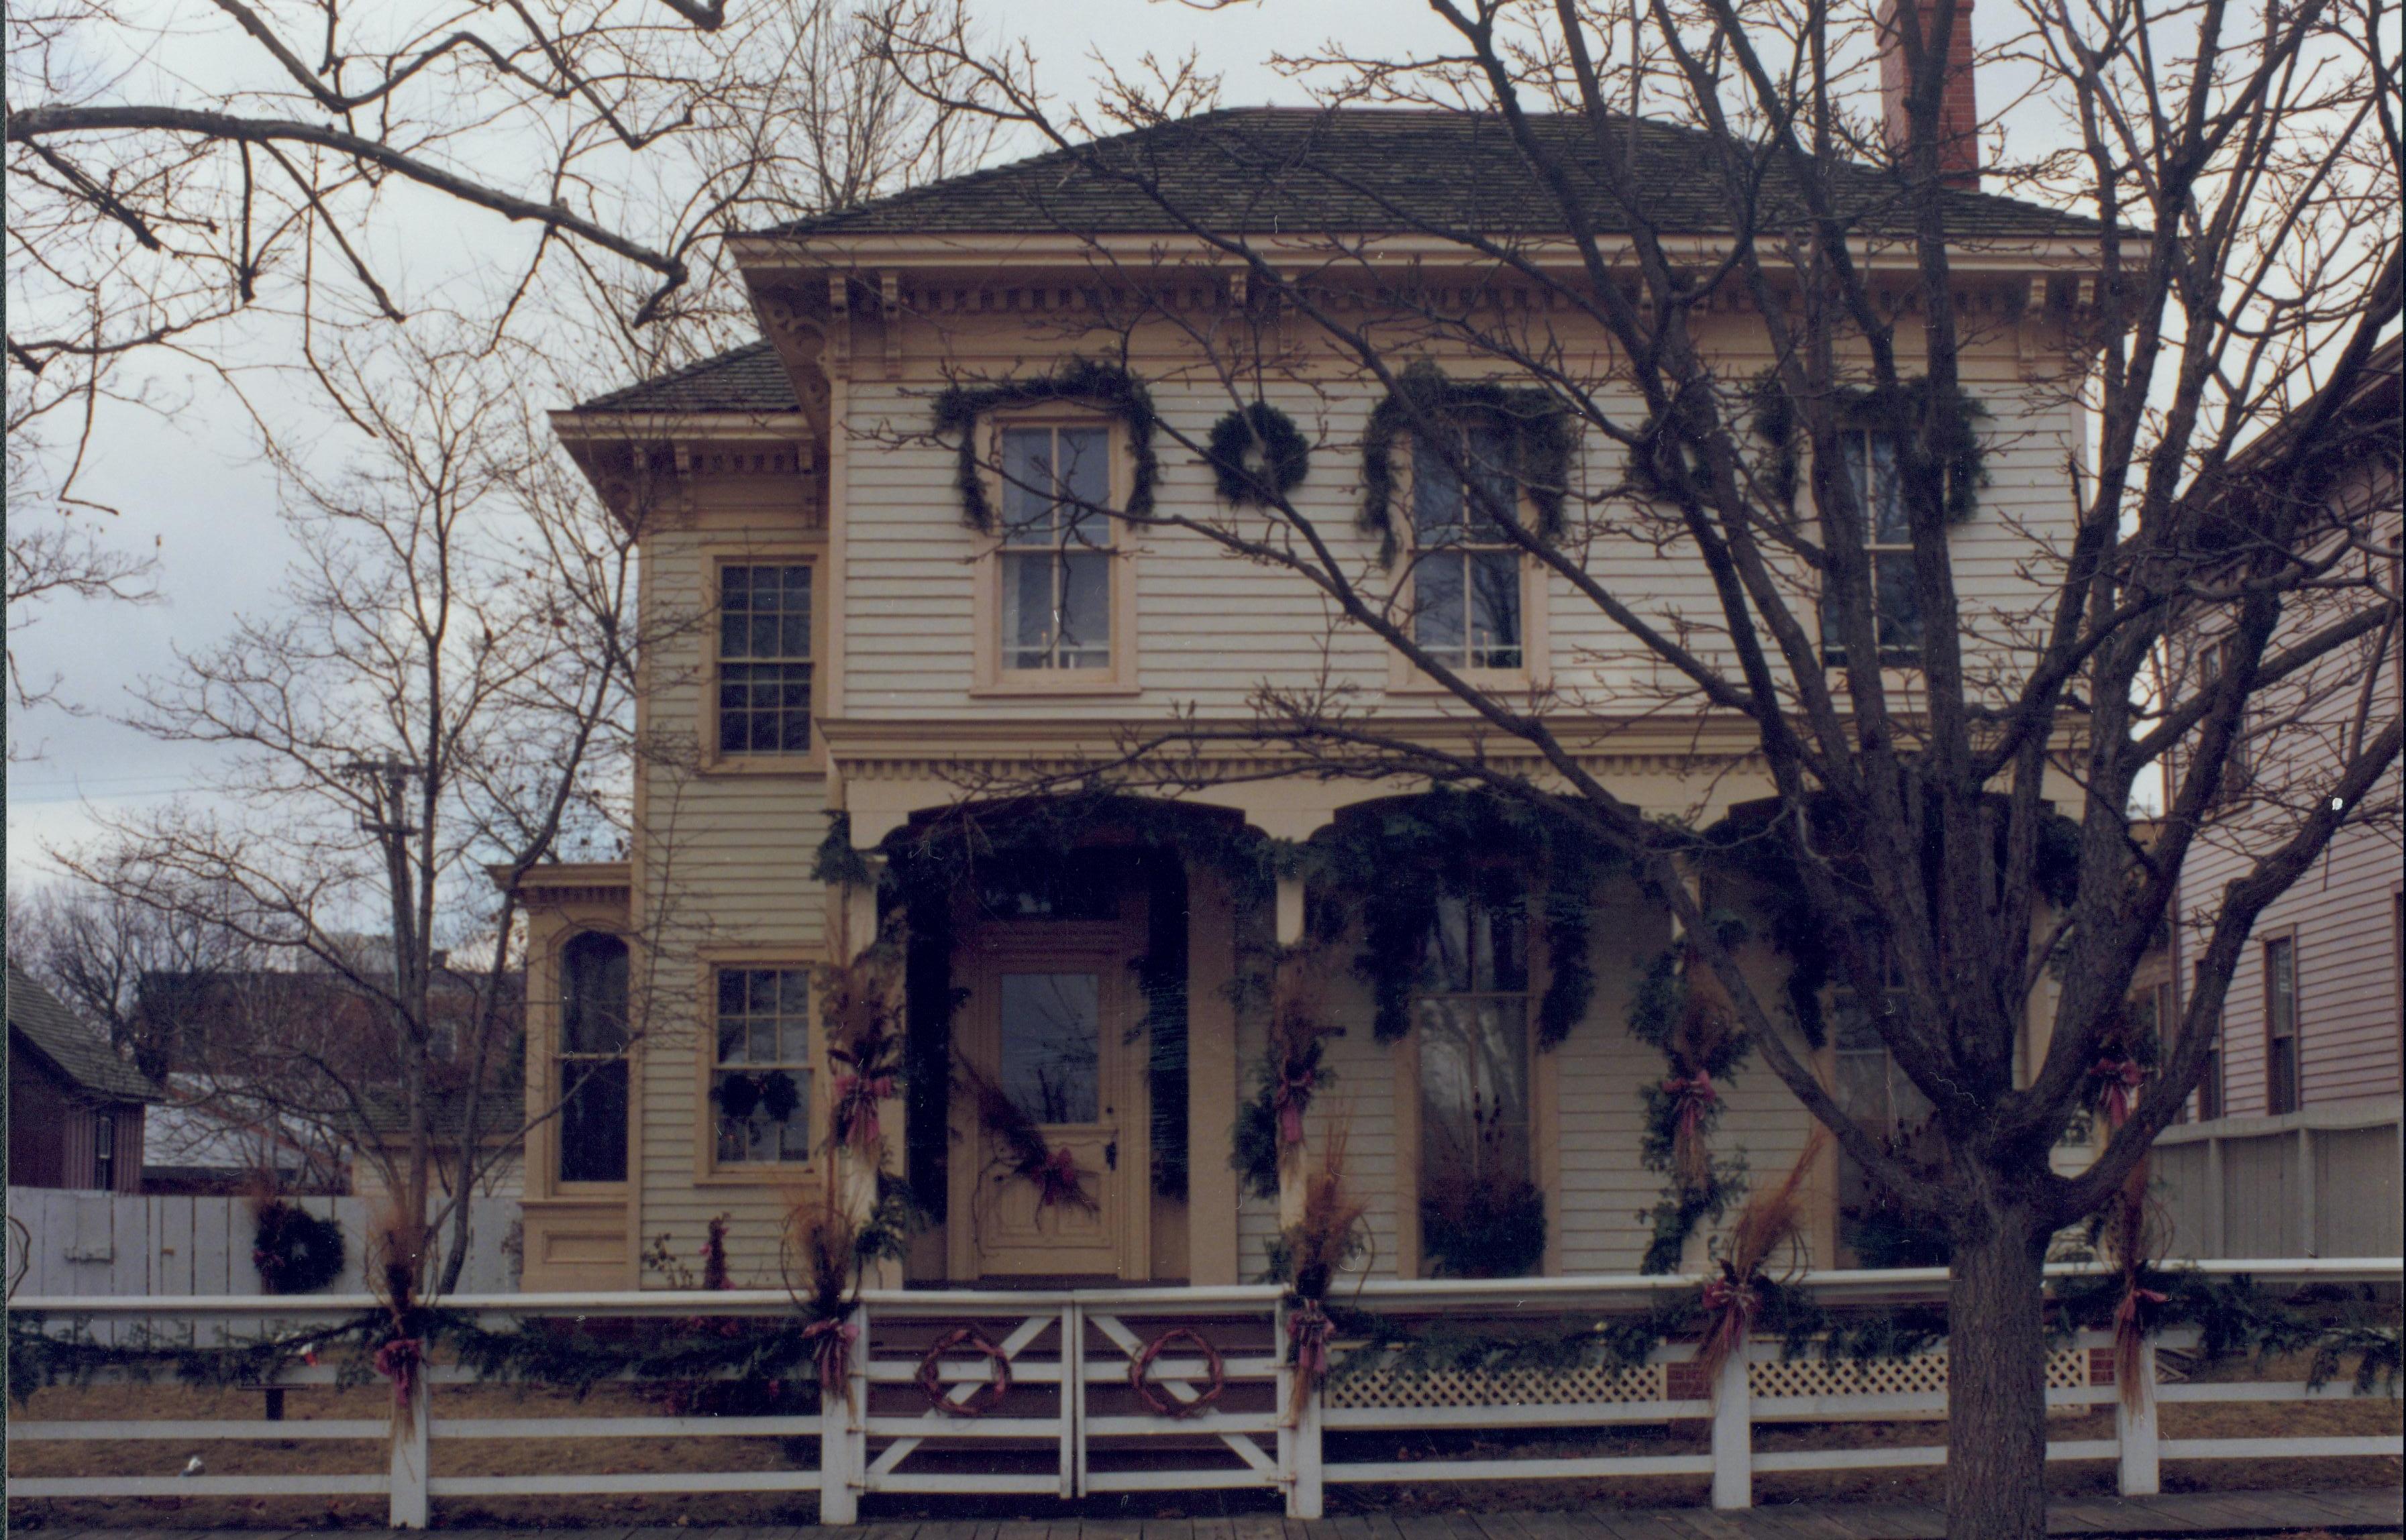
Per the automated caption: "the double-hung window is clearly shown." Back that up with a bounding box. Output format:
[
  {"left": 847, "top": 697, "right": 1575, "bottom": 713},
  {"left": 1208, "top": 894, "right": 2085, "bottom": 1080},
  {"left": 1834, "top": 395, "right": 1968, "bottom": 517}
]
[
  {"left": 713, "top": 967, "right": 813, "bottom": 1164},
  {"left": 2264, "top": 938, "right": 2299, "bottom": 1115},
  {"left": 1832, "top": 944, "right": 1940, "bottom": 1264},
  {"left": 558, "top": 932, "right": 631, "bottom": 1185},
  {"left": 1823, "top": 431, "right": 1922, "bottom": 659},
  {"left": 1414, "top": 880, "right": 1536, "bottom": 1276},
  {"left": 93, "top": 1111, "right": 117, "bottom": 1191},
  {"left": 1411, "top": 422, "right": 1524, "bottom": 670},
  {"left": 1000, "top": 425, "right": 1114, "bottom": 671},
  {"left": 718, "top": 564, "right": 813, "bottom": 755},
  {"left": 2193, "top": 961, "right": 2225, "bottom": 1120}
]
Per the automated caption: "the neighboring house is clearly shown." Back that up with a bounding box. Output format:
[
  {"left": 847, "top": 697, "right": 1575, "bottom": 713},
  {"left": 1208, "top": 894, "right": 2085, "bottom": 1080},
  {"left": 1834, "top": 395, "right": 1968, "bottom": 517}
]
[
  {"left": 7, "top": 959, "right": 164, "bottom": 1193},
  {"left": 525, "top": 55, "right": 2115, "bottom": 1286},
  {"left": 2152, "top": 337, "right": 2403, "bottom": 1259}
]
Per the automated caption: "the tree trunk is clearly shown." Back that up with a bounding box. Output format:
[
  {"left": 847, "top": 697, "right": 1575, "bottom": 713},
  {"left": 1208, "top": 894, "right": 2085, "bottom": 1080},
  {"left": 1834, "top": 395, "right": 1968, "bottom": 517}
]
[{"left": 1946, "top": 1195, "right": 2051, "bottom": 1540}]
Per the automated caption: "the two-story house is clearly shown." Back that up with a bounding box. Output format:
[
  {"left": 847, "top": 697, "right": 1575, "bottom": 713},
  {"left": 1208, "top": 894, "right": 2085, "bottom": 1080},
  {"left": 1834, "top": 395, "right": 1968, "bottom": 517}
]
[{"left": 517, "top": 89, "right": 2113, "bottom": 1292}]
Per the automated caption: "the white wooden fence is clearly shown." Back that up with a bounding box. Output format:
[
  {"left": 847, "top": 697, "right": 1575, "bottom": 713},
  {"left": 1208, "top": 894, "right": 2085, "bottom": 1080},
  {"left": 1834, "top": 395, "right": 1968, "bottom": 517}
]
[
  {"left": 2151, "top": 1099, "right": 2403, "bottom": 1259},
  {"left": 7, "top": 1258, "right": 2397, "bottom": 1527},
  {"left": 5, "top": 1188, "right": 521, "bottom": 1303}
]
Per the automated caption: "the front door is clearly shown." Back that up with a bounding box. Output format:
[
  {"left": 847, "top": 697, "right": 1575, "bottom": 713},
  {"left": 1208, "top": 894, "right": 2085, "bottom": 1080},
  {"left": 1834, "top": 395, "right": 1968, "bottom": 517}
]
[{"left": 951, "top": 923, "right": 1149, "bottom": 1281}]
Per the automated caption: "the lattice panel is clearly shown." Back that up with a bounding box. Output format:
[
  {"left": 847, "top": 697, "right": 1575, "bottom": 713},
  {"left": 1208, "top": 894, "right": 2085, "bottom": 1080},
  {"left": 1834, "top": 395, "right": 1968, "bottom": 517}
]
[
  {"left": 1326, "top": 1362, "right": 1665, "bottom": 1409},
  {"left": 1748, "top": 1345, "right": 2092, "bottom": 1398}
]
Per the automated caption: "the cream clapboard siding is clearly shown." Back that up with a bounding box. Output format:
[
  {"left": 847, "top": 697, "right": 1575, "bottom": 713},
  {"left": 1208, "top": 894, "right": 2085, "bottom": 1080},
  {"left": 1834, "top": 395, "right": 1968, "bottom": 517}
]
[
  {"left": 838, "top": 333, "right": 2079, "bottom": 721},
  {"left": 633, "top": 520, "right": 834, "bottom": 1287}
]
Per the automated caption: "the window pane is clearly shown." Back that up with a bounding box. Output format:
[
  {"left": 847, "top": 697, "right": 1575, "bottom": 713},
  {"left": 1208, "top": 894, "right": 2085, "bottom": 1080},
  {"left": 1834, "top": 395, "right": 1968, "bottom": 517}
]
[
  {"left": 1463, "top": 423, "right": 1517, "bottom": 540},
  {"left": 1416, "top": 996, "right": 1531, "bottom": 1206},
  {"left": 1867, "top": 433, "right": 1907, "bottom": 543},
  {"left": 1002, "top": 550, "right": 1054, "bottom": 667},
  {"left": 560, "top": 1058, "right": 629, "bottom": 1182},
  {"left": 1875, "top": 551, "right": 1921, "bottom": 649},
  {"left": 1058, "top": 551, "right": 1110, "bottom": 666},
  {"left": 2266, "top": 940, "right": 2296, "bottom": 1038},
  {"left": 1421, "top": 891, "right": 1528, "bottom": 993},
  {"left": 997, "top": 972, "right": 1100, "bottom": 1124},
  {"left": 719, "top": 663, "right": 812, "bottom": 754},
  {"left": 1002, "top": 428, "right": 1056, "bottom": 545},
  {"left": 1412, "top": 432, "right": 1466, "bottom": 543},
  {"left": 721, "top": 565, "right": 809, "bottom": 660},
  {"left": 1469, "top": 551, "right": 1522, "bottom": 668},
  {"left": 561, "top": 934, "right": 629, "bottom": 1054},
  {"left": 716, "top": 1068, "right": 812, "bottom": 1163},
  {"left": 1415, "top": 553, "right": 1467, "bottom": 661},
  {"left": 1057, "top": 427, "right": 1110, "bottom": 541}
]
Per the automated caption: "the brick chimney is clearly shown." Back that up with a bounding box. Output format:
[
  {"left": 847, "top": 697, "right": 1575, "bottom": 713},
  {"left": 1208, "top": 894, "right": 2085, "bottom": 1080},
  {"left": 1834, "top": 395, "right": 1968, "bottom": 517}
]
[{"left": 1879, "top": 0, "right": 1980, "bottom": 188}]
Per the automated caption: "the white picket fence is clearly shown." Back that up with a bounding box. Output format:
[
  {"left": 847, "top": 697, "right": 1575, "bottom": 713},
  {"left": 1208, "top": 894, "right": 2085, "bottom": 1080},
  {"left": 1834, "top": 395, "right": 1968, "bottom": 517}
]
[
  {"left": 5, "top": 1187, "right": 521, "bottom": 1303},
  {"left": 6, "top": 1258, "right": 2398, "bottom": 1527}
]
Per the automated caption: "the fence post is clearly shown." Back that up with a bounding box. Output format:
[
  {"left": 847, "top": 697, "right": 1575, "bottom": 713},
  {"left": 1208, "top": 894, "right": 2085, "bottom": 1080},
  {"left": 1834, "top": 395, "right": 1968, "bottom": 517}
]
[
  {"left": 819, "top": 1303, "right": 862, "bottom": 1525},
  {"left": 1710, "top": 1342, "right": 1752, "bottom": 1510},
  {"left": 2116, "top": 1332, "right": 2161, "bottom": 1496},
  {"left": 1290, "top": 1368, "right": 1324, "bottom": 1519},
  {"left": 387, "top": 1371, "right": 430, "bottom": 1529}
]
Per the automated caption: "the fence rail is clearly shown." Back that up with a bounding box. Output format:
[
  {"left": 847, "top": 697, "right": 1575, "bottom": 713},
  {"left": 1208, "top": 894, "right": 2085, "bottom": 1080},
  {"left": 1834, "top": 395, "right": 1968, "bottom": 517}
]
[{"left": 7, "top": 1258, "right": 2399, "bottom": 1527}]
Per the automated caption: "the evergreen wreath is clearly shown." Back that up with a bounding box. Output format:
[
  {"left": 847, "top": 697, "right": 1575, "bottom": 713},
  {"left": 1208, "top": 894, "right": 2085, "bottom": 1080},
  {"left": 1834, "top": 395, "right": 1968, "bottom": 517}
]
[
  {"left": 931, "top": 358, "right": 1160, "bottom": 533},
  {"left": 252, "top": 1200, "right": 347, "bottom": 1295},
  {"left": 1204, "top": 402, "right": 1312, "bottom": 505},
  {"left": 1358, "top": 360, "right": 1577, "bottom": 563},
  {"left": 1744, "top": 373, "right": 1990, "bottom": 522}
]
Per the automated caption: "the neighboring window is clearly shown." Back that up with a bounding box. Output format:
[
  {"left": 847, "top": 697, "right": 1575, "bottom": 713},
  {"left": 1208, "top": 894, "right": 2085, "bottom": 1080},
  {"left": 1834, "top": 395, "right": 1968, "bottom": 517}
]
[
  {"left": 1834, "top": 944, "right": 1942, "bottom": 1266},
  {"left": 2194, "top": 962, "right": 2225, "bottom": 1121},
  {"left": 999, "top": 425, "right": 1114, "bottom": 671},
  {"left": 1411, "top": 422, "right": 1524, "bottom": 669},
  {"left": 713, "top": 967, "right": 813, "bottom": 1164},
  {"left": 2197, "top": 637, "right": 2255, "bottom": 800},
  {"left": 558, "top": 932, "right": 631, "bottom": 1184},
  {"left": 717, "top": 563, "right": 813, "bottom": 754},
  {"left": 1414, "top": 881, "right": 1537, "bottom": 1276},
  {"left": 93, "top": 1111, "right": 117, "bottom": 1191},
  {"left": 1822, "top": 431, "right": 1922, "bottom": 659},
  {"left": 2265, "top": 937, "right": 2299, "bottom": 1115}
]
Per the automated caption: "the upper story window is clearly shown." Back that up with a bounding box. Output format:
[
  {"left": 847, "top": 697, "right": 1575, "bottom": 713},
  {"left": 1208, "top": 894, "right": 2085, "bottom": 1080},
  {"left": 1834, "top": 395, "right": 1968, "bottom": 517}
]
[
  {"left": 1411, "top": 423, "right": 1524, "bottom": 671},
  {"left": 558, "top": 932, "right": 631, "bottom": 1185},
  {"left": 718, "top": 563, "right": 813, "bottom": 755},
  {"left": 2264, "top": 937, "right": 2299, "bottom": 1114},
  {"left": 1000, "top": 425, "right": 1114, "bottom": 671},
  {"left": 1822, "top": 431, "right": 1922, "bottom": 659},
  {"left": 713, "top": 966, "right": 813, "bottom": 1164}
]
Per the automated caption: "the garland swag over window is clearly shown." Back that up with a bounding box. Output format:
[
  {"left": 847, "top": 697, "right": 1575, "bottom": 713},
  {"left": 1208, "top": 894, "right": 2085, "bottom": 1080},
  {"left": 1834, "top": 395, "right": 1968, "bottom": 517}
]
[
  {"left": 931, "top": 358, "right": 1161, "bottom": 533},
  {"left": 1359, "top": 361, "right": 1577, "bottom": 562},
  {"left": 1746, "top": 374, "right": 1990, "bottom": 522}
]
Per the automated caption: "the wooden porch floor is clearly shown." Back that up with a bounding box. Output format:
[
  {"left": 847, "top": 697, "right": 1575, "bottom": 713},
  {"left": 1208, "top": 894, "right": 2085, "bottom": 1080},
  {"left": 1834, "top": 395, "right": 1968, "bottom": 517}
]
[{"left": 46, "top": 1490, "right": 2402, "bottom": 1540}]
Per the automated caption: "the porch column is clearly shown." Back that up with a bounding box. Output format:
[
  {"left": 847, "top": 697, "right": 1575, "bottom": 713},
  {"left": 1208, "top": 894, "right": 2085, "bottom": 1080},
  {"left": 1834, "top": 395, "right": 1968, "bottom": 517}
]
[{"left": 1188, "top": 865, "right": 1241, "bottom": 1286}]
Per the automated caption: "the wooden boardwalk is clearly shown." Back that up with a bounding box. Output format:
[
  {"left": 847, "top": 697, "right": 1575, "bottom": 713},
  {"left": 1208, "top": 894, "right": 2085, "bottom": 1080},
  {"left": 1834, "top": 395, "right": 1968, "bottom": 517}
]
[{"left": 39, "top": 1490, "right": 2401, "bottom": 1540}]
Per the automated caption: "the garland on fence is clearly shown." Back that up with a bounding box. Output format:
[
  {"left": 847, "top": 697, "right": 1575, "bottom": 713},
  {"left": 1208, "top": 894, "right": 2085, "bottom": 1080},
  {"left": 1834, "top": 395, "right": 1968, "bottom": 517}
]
[
  {"left": 931, "top": 358, "right": 1160, "bottom": 533},
  {"left": 1359, "top": 361, "right": 1577, "bottom": 563},
  {"left": 252, "top": 1199, "right": 347, "bottom": 1295},
  {"left": 1204, "top": 402, "right": 1312, "bottom": 506}
]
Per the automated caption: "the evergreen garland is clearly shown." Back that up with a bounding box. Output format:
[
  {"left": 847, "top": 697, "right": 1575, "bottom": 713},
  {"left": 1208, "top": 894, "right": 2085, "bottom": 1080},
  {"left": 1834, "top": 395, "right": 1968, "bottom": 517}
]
[
  {"left": 1358, "top": 361, "right": 1577, "bottom": 562},
  {"left": 811, "top": 810, "right": 872, "bottom": 887},
  {"left": 1626, "top": 933, "right": 1757, "bottom": 1274},
  {"left": 1204, "top": 402, "right": 1312, "bottom": 506},
  {"left": 931, "top": 358, "right": 1161, "bottom": 533},
  {"left": 1743, "top": 374, "right": 1991, "bottom": 524}
]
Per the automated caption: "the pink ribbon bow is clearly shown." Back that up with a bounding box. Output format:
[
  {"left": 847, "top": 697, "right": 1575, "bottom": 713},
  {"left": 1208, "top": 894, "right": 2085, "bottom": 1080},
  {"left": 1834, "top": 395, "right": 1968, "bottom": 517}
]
[
  {"left": 1034, "top": 1147, "right": 1092, "bottom": 1211},
  {"left": 1286, "top": 1298, "right": 1334, "bottom": 1417},
  {"left": 1273, "top": 1064, "right": 1316, "bottom": 1145},
  {"left": 2090, "top": 1058, "right": 2144, "bottom": 1129},
  {"left": 833, "top": 1072, "right": 894, "bottom": 1150},
  {"left": 2112, "top": 1284, "right": 2170, "bottom": 1329},
  {"left": 802, "top": 1315, "right": 859, "bottom": 1396},
  {"left": 372, "top": 1336, "right": 423, "bottom": 1408}
]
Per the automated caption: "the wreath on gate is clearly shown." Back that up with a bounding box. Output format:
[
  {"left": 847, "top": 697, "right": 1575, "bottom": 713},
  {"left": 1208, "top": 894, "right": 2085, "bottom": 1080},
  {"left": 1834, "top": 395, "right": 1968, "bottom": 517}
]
[
  {"left": 1203, "top": 402, "right": 1312, "bottom": 506},
  {"left": 1129, "top": 1325, "right": 1227, "bottom": 1419},
  {"left": 253, "top": 1200, "right": 347, "bottom": 1295},
  {"left": 916, "top": 1326, "right": 1013, "bottom": 1416}
]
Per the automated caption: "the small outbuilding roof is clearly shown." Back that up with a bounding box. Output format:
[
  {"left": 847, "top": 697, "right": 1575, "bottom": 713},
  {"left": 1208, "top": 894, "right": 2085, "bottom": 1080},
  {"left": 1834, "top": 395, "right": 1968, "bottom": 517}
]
[{"left": 7, "top": 958, "right": 164, "bottom": 1103}]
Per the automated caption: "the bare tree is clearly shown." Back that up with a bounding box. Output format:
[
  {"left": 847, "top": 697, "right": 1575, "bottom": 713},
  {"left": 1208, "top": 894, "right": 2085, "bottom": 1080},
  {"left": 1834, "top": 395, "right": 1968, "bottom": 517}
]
[
  {"left": 867, "top": 3, "right": 2400, "bottom": 1533},
  {"left": 7, "top": 878, "right": 260, "bottom": 1081}
]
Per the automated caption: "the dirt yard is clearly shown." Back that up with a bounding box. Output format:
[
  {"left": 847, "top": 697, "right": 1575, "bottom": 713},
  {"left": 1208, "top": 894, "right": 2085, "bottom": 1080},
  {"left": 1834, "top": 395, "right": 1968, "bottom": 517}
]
[{"left": 7, "top": 1367, "right": 2397, "bottom": 1531}]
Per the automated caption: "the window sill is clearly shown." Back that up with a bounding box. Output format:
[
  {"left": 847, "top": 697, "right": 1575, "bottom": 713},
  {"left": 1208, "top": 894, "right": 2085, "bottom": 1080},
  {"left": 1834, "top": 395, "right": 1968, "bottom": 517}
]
[
  {"left": 701, "top": 753, "right": 827, "bottom": 777},
  {"left": 695, "top": 1163, "right": 823, "bottom": 1186},
  {"left": 526, "top": 1189, "right": 629, "bottom": 1207},
  {"left": 970, "top": 677, "right": 1143, "bottom": 699},
  {"left": 1387, "top": 669, "right": 1538, "bottom": 696}
]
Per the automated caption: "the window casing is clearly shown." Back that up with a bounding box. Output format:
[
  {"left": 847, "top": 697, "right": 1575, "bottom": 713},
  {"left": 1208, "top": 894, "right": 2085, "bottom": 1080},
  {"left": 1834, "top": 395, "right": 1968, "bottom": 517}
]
[
  {"left": 2193, "top": 962, "right": 2225, "bottom": 1121},
  {"left": 1413, "top": 881, "right": 1535, "bottom": 1277},
  {"left": 713, "top": 967, "right": 813, "bottom": 1165},
  {"left": 717, "top": 563, "right": 814, "bottom": 756},
  {"left": 2264, "top": 937, "right": 2299, "bottom": 1115},
  {"left": 93, "top": 1111, "right": 117, "bottom": 1191},
  {"left": 557, "top": 932, "right": 631, "bottom": 1185},
  {"left": 1410, "top": 423, "right": 1524, "bottom": 671},
  {"left": 998, "top": 425, "right": 1116, "bottom": 673},
  {"left": 1822, "top": 431, "right": 1923, "bottom": 661}
]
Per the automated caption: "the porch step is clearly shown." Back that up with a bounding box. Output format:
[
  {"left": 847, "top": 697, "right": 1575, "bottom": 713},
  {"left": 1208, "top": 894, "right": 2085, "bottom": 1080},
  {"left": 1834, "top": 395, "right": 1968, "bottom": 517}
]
[{"left": 43, "top": 1487, "right": 2403, "bottom": 1540}]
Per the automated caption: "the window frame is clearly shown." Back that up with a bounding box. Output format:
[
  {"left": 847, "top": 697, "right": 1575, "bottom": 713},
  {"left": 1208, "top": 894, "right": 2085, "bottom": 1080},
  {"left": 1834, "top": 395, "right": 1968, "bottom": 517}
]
[
  {"left": 971, "top": 408, "right": 1139, "bottom": 696},
  {"left": 551, "top": 929, "right": 634, "bottom": 1195},
  {"left": 2193, "top": 960, "right": 2226, "bottom": 1121},
  {"left": 2263, "top": 932, "right": 2300, "bottom": 1115},
  {"left": 1385, "top": 421, "right": 1547, "bottom": 693},
  {"left": 1818, "top": 427, "right": 1926, "bottom": 668},
  {"left": 705, "top": 551, "right": 824, "bottom": 775},
  {"left": 696, "top": 950, "right": 825, "bottom": 1183},
  {"left": 93, "top": 1109, "right": 117, "bottom": 1192}
]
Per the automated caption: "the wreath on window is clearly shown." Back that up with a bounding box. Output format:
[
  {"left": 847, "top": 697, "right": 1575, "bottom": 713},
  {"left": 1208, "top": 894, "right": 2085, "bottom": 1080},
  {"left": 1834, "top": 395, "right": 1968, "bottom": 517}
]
[
  {"left": 1358, "top": 360, "right": 1577, "bottom": 563},
  {"left": 931, "top": 358, "right": 1159, "bottom": 533},
  {"left": 714, "top": 1068, "right": 802, "bottom": 1125},
  {"left": 253, "top": 1199, "right": 347, "bottom": 1295},
  {"left": 1204, "top": 402, "right": 1312, "bottom": 506}
]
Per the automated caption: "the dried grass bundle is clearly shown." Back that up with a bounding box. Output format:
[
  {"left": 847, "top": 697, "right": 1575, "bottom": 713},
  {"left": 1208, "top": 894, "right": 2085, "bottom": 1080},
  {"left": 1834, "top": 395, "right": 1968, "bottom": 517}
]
[
  {"left": 782, "top": 1183, "right": 859, "bottom": 1321},
  {"left": 1695, "top": 1127, "right": 1826, "bottom": 1394},
  {"left": 2104, "top": 1156, "right": 2168, "bottom": 1413},
  {"left": 1284, "top": 1119, "right": 1367, "bottom": 1301}
]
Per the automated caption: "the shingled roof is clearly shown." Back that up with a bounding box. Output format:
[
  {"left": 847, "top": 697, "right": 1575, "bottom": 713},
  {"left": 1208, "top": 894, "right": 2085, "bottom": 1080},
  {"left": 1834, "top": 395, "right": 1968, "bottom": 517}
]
[
  {"left": 768, "top": 106, "right": 2099, "bottom": 243},
  {"left": 571, "top": 341, "right": 798, "bottom": 416},
  {"left": 7, "top": 958, "right": 163, "bottom": 1103}
]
